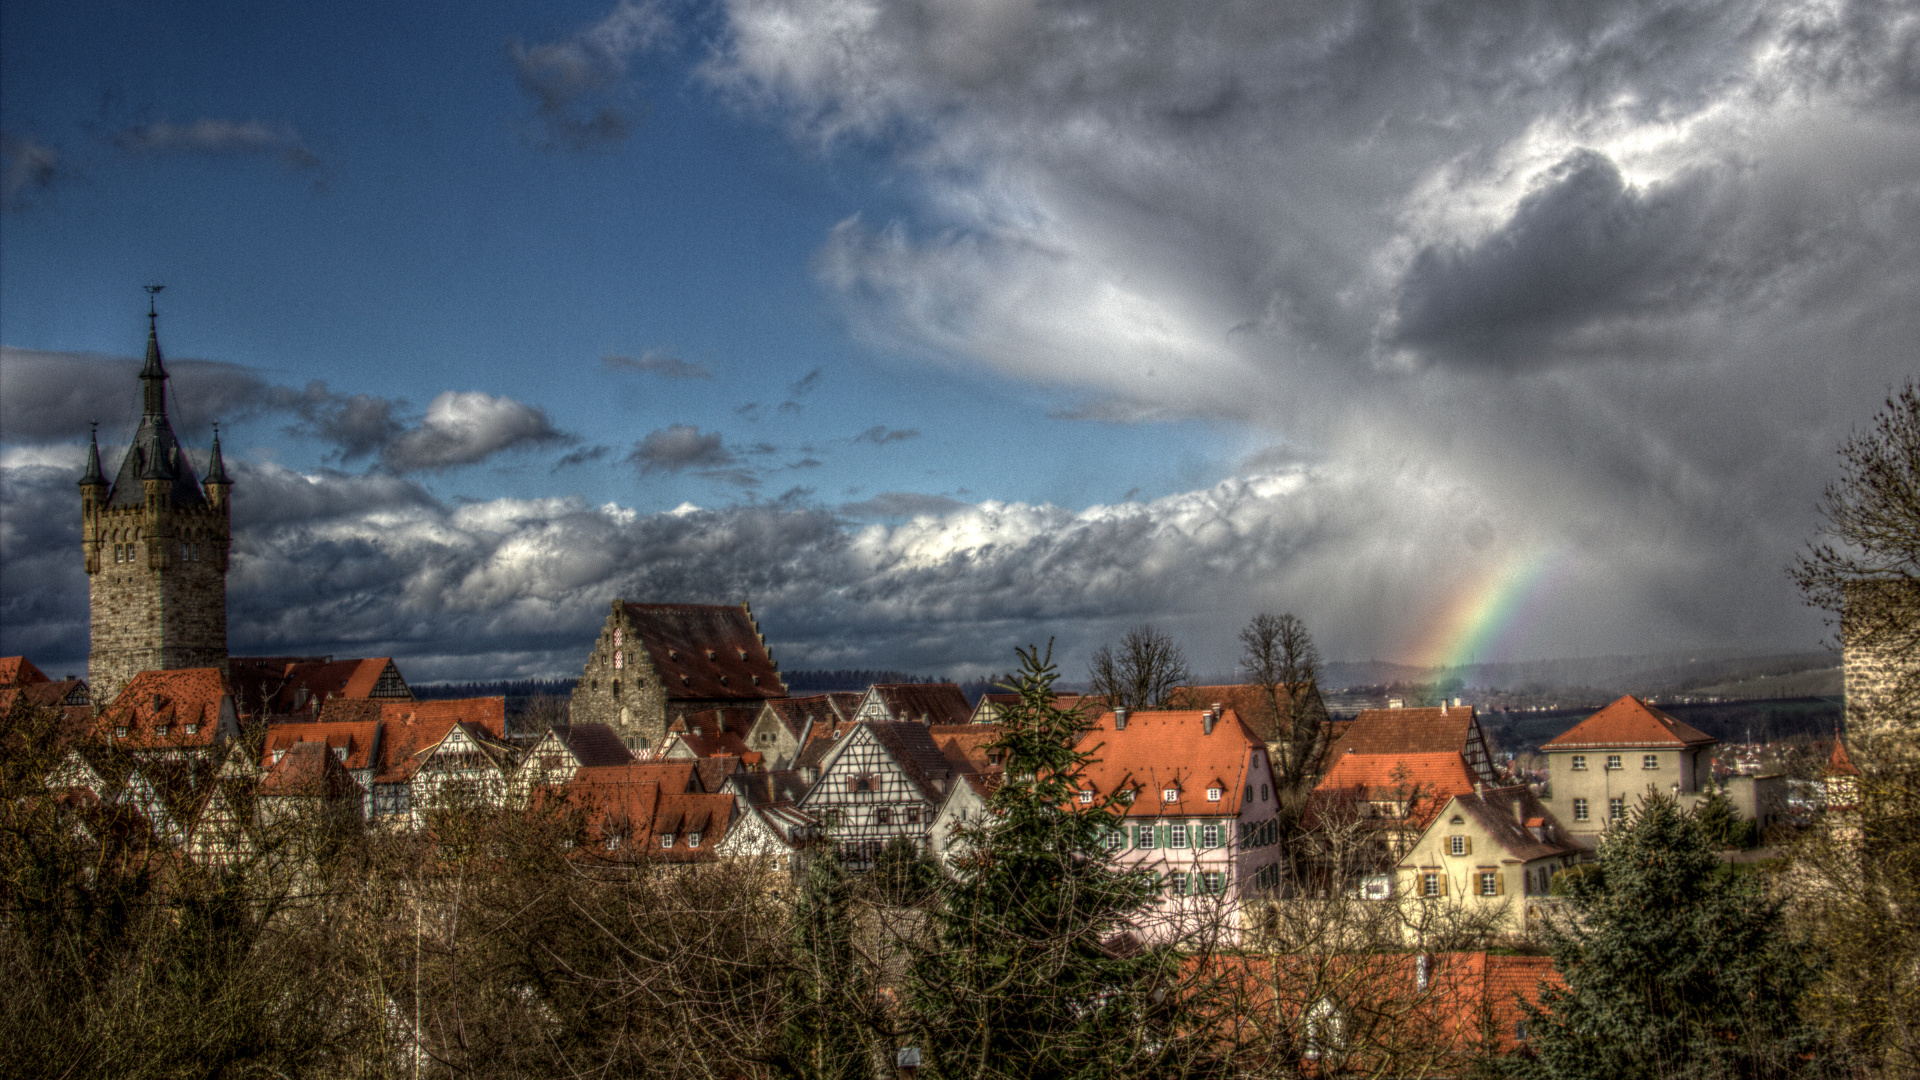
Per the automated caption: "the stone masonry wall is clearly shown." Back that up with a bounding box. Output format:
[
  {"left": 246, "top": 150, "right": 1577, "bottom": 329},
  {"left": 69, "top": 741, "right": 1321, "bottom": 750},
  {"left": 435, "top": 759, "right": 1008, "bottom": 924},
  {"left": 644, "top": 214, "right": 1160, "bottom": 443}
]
[
  {"left": 85, "top": 487, "right": 230, "bottom": 707},
  {"left": 1843, "top": 580, "right": 1920, "bottom": 766},
  {"left": 570, "top": 603, "right": 669, "bottom": 753}
]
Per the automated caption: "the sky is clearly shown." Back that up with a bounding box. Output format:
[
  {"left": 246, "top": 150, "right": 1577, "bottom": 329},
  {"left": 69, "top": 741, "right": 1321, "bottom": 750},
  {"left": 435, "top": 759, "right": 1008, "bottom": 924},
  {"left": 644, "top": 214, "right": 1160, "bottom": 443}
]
[{"left": 2, "top": 0, "right": 1915, "bottom": 684}]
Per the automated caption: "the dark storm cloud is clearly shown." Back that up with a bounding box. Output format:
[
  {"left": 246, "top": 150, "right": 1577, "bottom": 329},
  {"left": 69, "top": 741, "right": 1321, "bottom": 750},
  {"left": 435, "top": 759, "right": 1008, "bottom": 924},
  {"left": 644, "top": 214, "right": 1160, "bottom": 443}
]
[
  {"left": 839, "top": 491, "right": 967, "bottom": 518},
  {"left": 604, "top": 350, "right": 712, "bottom": 379},
  {"left": 510, "top": 0, "right": 667, "bottom": 150},
  {"left": 1, "top": 348, "right": 573, "bottom": 475}
]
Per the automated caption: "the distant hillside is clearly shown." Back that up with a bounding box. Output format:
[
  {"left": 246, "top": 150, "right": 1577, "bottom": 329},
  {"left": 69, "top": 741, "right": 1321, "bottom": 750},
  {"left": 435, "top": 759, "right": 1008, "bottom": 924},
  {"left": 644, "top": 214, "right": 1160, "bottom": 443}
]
[
  {"left": 1323, "top": 649, "right": 1837, "bottom": 701},
  {"left": 1482, "top": 696, "right": 1842, "bottom": 755},
  {"left": 1689, "top": 667, "right": 1842, "bottom": 700}
]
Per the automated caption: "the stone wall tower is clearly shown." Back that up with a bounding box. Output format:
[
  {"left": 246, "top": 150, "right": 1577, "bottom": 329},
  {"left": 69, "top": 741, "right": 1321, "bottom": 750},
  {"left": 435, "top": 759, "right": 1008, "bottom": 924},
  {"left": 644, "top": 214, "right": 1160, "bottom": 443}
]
[{"left": 80, "top": 296, "right": 232, "bottom": 706}]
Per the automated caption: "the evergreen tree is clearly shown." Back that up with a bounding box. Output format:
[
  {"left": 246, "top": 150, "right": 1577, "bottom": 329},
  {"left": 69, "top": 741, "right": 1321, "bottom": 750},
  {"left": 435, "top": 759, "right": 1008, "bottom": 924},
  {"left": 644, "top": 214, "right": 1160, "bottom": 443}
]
[
  {"left": 906, "top": 644, "right": 1209, "bottom": 1080},
  {"left": 774, "top": 844, "right": 889, "bottom": 1080},
  {"left": 1514, "top": 794, "right": 1834, "bottom": 1079}
]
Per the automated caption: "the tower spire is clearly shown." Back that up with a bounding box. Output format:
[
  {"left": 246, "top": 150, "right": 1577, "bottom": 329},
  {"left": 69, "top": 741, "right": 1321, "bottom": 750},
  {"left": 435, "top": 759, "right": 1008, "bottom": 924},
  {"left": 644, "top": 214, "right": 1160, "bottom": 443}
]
[
  {"left": 205, "top": 422, "right": 231, "bottom": 487},
  {"left": 141, "top": 285, "right": 167, "bottom": 416},
  {"left": 79, "top": 422, "right": 108, "bottom": 489}
]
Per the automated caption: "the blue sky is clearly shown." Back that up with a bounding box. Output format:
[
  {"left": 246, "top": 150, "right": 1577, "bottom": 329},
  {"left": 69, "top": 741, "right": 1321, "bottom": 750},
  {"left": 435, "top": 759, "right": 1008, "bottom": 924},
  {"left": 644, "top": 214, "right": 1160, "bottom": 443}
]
[{"left": 4, "top": 0, "right": 1915, "bottom": 681}]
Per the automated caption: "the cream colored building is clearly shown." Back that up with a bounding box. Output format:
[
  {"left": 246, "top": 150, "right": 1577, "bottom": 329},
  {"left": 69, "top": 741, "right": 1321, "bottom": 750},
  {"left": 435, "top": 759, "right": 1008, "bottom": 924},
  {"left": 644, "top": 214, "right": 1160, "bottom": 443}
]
[{"left": 1397, "top": 784, "right": 1585, "bottom": 936}]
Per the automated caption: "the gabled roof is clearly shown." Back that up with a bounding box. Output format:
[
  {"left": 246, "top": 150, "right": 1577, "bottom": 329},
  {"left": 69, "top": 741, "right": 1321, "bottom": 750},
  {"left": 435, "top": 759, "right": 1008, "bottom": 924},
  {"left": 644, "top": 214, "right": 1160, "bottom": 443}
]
[
  {"left": 1413, "top": 785, "right": 1582, "bottom": 864},
  {"left": 966, "top": 692, "right": 1084, "bottom": 724},
  {"left": 930, "top": 724, "right": 1003, "bottom": 772},
  {"left": 679, "top": 706, "right": 763, "bottom": 737},
  {"left": 95, "top": 669, "right": 237, "bottom": 749},
  {"left": 548, "top": 723, "right": 634, "bottom": 767},
  {"left": 794, "top": 719, "right": 862, "bottom": 772},
  {"left": 621, "top": 602, "right": 787, "bottom": 701},
  {"left": 1826, "top": 737, "right": 1860, "bottom": 778},
  {"left": 1326, "top": 705, "right": 1479, "bottom": 758},
  {"left": 1541, "top": 696, "right": 1716, "bottom": 750},
  {"left": 673, "top": 729, "right": 754, "bottom": 760},
  {"left": 735, "top": 768, "right": 811, "bottom": 807},
  {"left": 862, "top": 683, "right": 972, "bottom": 725},
  {"left": 265, "top": 657, "right": 411, "bottom": 714},
  {"left": 559, "top": 765, "right": 737, "bottom": 860},
  {"left": 757, "top": 693, "right": 861, "bottom": 738},
  {"left": 572, "top": 760, "right": 705, "bottom": 793},
  {"left": 264, "top": 721, "right": 382, "bottom": 772},
  {"left": 259, "top": 742, "right": 365, "bottom": 799},
  {"left": 0, "top": 656, "right": 50, "bottom": 686},
  {"left": 292, "top": 697, "right": 507, "bottom": 784},
  {"left": 695, "top": 755, "right": 743, "bottom": 793},
  {"left": 1073, "top": 710, "right": 1263, "bottom": 818},
  {"left": 1170, "top": 682, "right": 1323, "bottom": 744},
  {"left": 1314, "top": 751, "right": 1480, "bottom": 831},
  {"left": 807, "top": 721, "right": 969, "bottom": 804}
]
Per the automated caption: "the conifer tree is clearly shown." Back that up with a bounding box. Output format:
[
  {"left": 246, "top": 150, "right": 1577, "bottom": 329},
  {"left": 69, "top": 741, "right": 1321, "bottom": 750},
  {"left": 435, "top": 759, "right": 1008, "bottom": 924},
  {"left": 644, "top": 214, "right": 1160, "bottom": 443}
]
[
  {"left": 1514, "top": 794, "right": 1834, "bottom": 1079},
  {"left": 906, "top": 644, "right": 1208, "bottom": 1080}
]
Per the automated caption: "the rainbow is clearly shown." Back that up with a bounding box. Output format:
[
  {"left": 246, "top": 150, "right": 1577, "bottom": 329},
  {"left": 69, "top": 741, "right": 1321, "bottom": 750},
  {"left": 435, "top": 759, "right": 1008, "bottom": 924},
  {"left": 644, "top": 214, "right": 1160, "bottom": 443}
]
[{"left": 1410, "top": 547, "right": 1576, "bottom": 673}]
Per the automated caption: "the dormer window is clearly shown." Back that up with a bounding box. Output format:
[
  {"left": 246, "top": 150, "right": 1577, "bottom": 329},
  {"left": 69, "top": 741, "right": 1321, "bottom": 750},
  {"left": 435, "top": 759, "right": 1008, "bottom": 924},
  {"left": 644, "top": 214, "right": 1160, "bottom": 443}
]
[
  {"left": 185, "top": 724, "right": 199, "bottom": 736},
  {"left": 1207, "top": 787, "right": 1222, "bottom": 801},
  {"left": 660, "top": 834, "right": 675, "bottom": 848},
  {"left": 1162, "top": 788, "right": 1180, "bottom": 803},
  {"left": 115, "top": 726, "right": 128, "bottom": 739},
  {"left": 751, "top": 675, "right": 760, "bottom": 685},
  {"left": 1079, "top": 789, "right": 1094, "bottom": 803},
  {"left": 738, "top": 649, "right": 748, "bottom": 661},
  {"left": 273, "top": 749, "right": 285, "bottom": 763},
  {"left": 707, "top": 650, "right": 717, "bottom": 660},
  {"left": 688, "top": 831, "right": 701, "bottom": 848}
]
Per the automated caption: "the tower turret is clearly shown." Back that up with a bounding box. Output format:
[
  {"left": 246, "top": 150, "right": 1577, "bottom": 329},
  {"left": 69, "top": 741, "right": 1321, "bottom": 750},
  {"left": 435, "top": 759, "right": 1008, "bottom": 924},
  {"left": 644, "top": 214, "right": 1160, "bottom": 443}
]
[{"left": 84, "top": 289, "right": 230, "bottom": 705}]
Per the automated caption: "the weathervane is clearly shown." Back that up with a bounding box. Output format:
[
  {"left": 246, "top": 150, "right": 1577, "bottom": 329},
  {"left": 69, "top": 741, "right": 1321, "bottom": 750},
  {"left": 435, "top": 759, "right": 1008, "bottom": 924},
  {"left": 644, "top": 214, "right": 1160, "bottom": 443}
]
[{"left": 144, "top": 284, "right": 165, "bottom": 322}]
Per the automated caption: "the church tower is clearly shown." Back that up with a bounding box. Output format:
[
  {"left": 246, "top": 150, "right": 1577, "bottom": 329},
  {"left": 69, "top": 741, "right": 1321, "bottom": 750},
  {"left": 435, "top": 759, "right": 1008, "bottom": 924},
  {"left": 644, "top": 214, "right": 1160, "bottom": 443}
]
[{"left": 80, "top": 292, "right": 232, "bottom": 706}]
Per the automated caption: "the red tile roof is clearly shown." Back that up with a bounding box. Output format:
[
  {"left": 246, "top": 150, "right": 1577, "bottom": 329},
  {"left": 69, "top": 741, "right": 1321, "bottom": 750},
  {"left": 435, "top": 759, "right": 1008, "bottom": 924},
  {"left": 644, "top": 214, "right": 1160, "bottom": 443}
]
[
  {"left": 1826, "top": 737, "right": 1860, "bottom": 777},
  {"left": 95, "top": 669, "right": 235, "bottom": 749},
  {"left": 758, "top": 693, "right": 861, "bottom": 737},
  {"left": 673, "top": 729, "right": 753, "bottom": 760},
  {"left": 1073, "top": 710, "right": 1264, "bottom": 818},
  {"left": 290, "top": 697, "right": 508, "bottom": 784},
  {"left": 1541, "top": 696, "right": 1716, "bottom": 749},
  {"left": 865, "top": 683, "right": 973, "bottom": 725},
  {"left": 679, "top": 706, "right": 763, "bottom": 737},
  {"left": 622, "top": 602, "right": 787, "bottom": 701},
  {"left": 572, "top": 760, "right": 705, "bottom": 793},
  {"left": 930, "top": 724, "right": 1003, "bottom": 772},
  {"left": 1170, "top": 683, "right": 1321, "bottom": 744},
  {"left": 0, "top": 656, "right": 50, "bottom": 686},
  {"left": 1326, "top": 705, "right": 1479, "bottom": 757},
  {"left": 548, "top": 723, "right": 634, "bottom": 768},
  {"left": 1314, "top": 751, "right": 1480, "bottom": 830},
  {"left": 268, "top": 657, "right": 410, "bottom": 713},
  {"left": 263, "top": 720, "right": 383, "bottom": 772},
  {"left": 259, "top": 741, "right": 365, "bottom": 799},
  {"left": 560, "top": 764, "right": 737, "bottom": 860}
]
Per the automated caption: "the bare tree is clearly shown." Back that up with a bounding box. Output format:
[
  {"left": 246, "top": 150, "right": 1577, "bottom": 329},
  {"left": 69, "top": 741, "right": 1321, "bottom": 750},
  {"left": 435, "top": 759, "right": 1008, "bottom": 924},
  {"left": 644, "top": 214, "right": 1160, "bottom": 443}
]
[
  {"left": 1086, "top": 624, "right": 1193, "bottom": 710},
  {"left": 1240, "top": 613, "right": 1330, "bottom": 793}
]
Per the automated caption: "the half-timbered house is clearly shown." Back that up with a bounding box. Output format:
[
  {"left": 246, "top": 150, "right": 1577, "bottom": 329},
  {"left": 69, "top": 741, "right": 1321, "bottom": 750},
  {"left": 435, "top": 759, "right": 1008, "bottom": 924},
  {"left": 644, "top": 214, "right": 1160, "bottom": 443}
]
[
  {"left": 744, "top": 693, "right": 861, "bottom": 770},
  {"left": 796, "top": 720, "right": 975, "bottom": 867},
  {"left": 852, "top": 683, "right": 973, "bottom": 726}
]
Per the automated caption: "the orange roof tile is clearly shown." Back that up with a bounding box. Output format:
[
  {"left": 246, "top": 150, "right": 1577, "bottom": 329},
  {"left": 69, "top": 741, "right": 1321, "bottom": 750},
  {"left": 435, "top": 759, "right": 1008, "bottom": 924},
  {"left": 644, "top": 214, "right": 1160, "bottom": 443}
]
[
  {"left": 1541, "top": 696, "right": 1715, "bottom": 750},
  {"left": 931, "top": 724, "right": 1003, "bottom": 772},
  {"left": 264, "top": 720, "right": 382, "bottom": 771},
  {"left": 865, "top": 683, "right": 973, "bottom": 725},
  {"left": 94, "top": 669, "right": 235, "bottom": 750},
  {"left": 0, "top": 656, "right": 51, "bottom": 686},
  {"left": 259, "top": 741, "right": 365, "bottom": 799},
  {"left": 1326, "top": 705, "right": 1479, "bottom": 757},
  {"left": 622, "top": 602, "right": 787, "bottom": 701},
  {"left": 1170, "top": 682, "right": 1320, "bottom": 743},
  {"left": 1074, "top": 709, "right": 1265, "bottom": 818},
  {"left": 1314, "top": 751, "right": 1480, "bottom": 830},
  {"left": 1826, "top": 737, "right": 1860, "bottom": 777}
]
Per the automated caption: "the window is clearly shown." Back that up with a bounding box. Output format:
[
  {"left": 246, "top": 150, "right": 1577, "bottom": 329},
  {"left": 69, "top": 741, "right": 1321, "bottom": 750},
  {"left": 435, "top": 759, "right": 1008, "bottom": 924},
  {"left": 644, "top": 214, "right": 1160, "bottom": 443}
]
[
  {"left": 613, "top": 627, "right": 622, "bottom": 647},
  {"left": 905, "top": 806, "right": 921, "bottom": 824},
  {"left": 1169, "top": 824, "right": 1189, "bottom": 848},
  {"left": 1643, "top": 754, "right": 1659, "bottom": 770},
  {"left": 1606, "top": 754, "right": 1622, "bottom": 770},
  {"left": 1202, "top": 824, "right": 1221, "bottom": 847},
  {"left": 1207, "top": 787, "right": 1222, "bottom": 801},
  {"left": 1162, "top": 788, "right": 1180, "bottom": 803},
  {"left": 1135, "top": 825, "right": 1156, "bottom": 849},
  {"left": 114, "top": 726, "right": 127, "bottom": 739},
  {"left": 1202, "top": 871, "right": 1225, "bottom": 895},
  {"left": 1261, "top": 784, "right": 1269, "bottom": 801},
  {"left": 660, "top": 833, "right": 675, "bottom": 848},
  {"left": 688, "top": 831, "right": 702, "bottom": 848},
  {"left": 1572, "top": 797, "right": 1589, "bottom": 821},
  {"left": 185, "top": 724, "right": 198, "bottom": 736},
  {"left": 1479, "top": 871, "right": 1499, "bottom": 896},
  {"left": 874, "top": 807, "right": 891, "bottom": 826},
  {"left": 606, "top": 836, "right": 624, "bottom": 851},
  {"left": 1078, "top": 789, "right": 1094, "bottom": 803},
  {"left": 1609, "top": 797, "right": 1625, "bottom": 821},
  {"left": 614, "top": 651, "right": 623, "bottom": 670},
  {"left": 1245, "top": 784, "right": 1254, "bottom": 802},
  {"left": 1422, "top": 872, "right": 1442, "bottom": 896},
  {"left": 1170, "top": 872, "right": 1189, "bottom": 896},
  {"left": 1571, "top": 754, "right": 1587, "bottom": 770},
  {"left": 1107, "top": 829, "right": 1125, "bottom": 851},
  {"left": 1448, "top": 835, "right": 1468, "bottom": 856}
]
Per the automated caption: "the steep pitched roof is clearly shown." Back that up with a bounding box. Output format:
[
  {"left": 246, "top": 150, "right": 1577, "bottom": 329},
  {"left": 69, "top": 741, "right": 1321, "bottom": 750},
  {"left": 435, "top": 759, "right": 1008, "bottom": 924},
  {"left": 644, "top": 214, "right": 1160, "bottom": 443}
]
[
  {"left": 679, "top": 706, "right": 763, "bottom": 737},
  {"left": 758, "top": 693, "right": 860, "bottom": 738},
  {"left": 863, "top": 683, "right": 972, "bottom": 725},
  {"left": 1826, "top": 737, "right": 1860, "bottom": 778},
  {"left": 1170, "top": 682, "right": 1324, "bottom": 744},
  {"left": 0, "top": 656, "right": 50, "bottom": 686},
  {"left": 794, "top": 719, "right": 862, "bottom": 772},
  {"left": 673, "top": 729, "right": 754, "bottom": 760},
  {"left": 266, "top": 658, "right": 411, "bottom": 713},
  {"left": 695, "top": 755, "right": 743, "bottom": 793},
  {"left": 1422, "top": 785, "right": 1582, "bottom": 863},
  {"left": 95, "top": 669, "right": 237, "bottom": 749},
  {"left": 550, "top": 723, "right": 634, "bottom": 767},
  {"left": 572, "top": 760, "right": 705, "bottom": 793},
  {"left": 1313, "top": 751, "right": 1480, "bottom": 830},
  {"left": 863, "top": 721, "right": 972, "bottom": 802},
  {"left": 264, "top": 720, "right": 382, "bottom": 772},
  {"left": 930, "top": 724, "right": 1003, "bottom": 772},
  {"left": 735, "top": 769, "right": 811, "bottom": 807},
  {"left": 1541, "top": 696, "right": 1716, "bottom": 750},
  {"left": 259, "top": 741, "right": 365, "bottom": 799},
  {"left": 967, "top": 692, "right": 1085, "bottom": 724},
  {"left": 1073, "top": 709, "right": 1263, "bottom": 819},
  {"left": 301, "top": 697, "right": 510, "bottom": 784},
  {"left": 622, "top": 602, "right": 787, "bottom": 701},
  {"left": 1326, "top": 705, "right": 1479, "bottom": 757}
]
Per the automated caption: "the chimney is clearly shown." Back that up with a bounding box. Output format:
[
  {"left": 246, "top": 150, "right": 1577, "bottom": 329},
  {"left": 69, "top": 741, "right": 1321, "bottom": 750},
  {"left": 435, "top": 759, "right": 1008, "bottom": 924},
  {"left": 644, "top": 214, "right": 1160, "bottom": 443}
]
[
  {"left": 1474, "top": 780, "right": 1484, "bottom": 797},
  {"left": 1204, "top": 707, "right": 1218, "bottom": 735},
  {"left": 1114, "top": 706, "right": 1129, "bottom": 731},
  {"left": 1416, "top": 953, "right": 1430, "bottom": 991}
]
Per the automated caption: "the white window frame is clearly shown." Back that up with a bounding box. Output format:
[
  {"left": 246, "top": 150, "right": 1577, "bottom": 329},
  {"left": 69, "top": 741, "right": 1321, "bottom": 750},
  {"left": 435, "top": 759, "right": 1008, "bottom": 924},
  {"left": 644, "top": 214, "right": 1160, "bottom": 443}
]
[
  {"left": 1643, "top": 754, "right": 1659, "bottom": 770},
  {"left": 660, "top": 833, "right": 674, "bottom": 848},
  {"left": 688, "top": 831, "right": 701, "bottom": 848},
  {"left": 1162, "top": 788, "right": 1179, "bottom": 803},
  {"left": 1572, "top": 798, "right": 1589, "bottom": 822},
  {"left": 1571, "top": 754, "right": 1587, "bottom": 770},
  {"left": 1448, "top": 835, "right": 1466, "bottom": 856},
  {"left": 1202, "top": 823, "right": 1221, "bottom": 848},
  {"left": 1606, "top": 754, "right": 1623, "bottom": 770},
  {"left": 1169, "top": 824, "right": 1189, "bottom": 848},
  {"left": 1609, "top": 797, "right": 1626, "bottom": 821},
  {"left": 1078, "top": 790, "right": 1093, "bottom": 803},
  {"left": 1479, "top": 872, "right": 1498, "bottom": 896}
]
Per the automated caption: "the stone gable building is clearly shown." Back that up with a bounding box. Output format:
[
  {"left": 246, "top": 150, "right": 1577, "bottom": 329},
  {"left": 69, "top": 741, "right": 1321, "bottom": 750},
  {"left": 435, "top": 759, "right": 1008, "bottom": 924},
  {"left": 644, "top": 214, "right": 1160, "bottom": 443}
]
[
  {"left": 569, "top": 601, "right": 788, "bottom": 754},
  {"left": 81, "top": 301, "right": 233, "bottom": 705}
]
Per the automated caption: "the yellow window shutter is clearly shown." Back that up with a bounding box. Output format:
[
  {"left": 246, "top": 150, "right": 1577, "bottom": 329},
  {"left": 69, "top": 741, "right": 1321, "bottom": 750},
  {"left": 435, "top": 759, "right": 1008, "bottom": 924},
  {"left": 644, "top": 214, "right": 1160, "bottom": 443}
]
[
  {"left": 1462, "top": 836, "right": 1472, "bottom": 856},
  {"left": 1495, "top": 870, "right": 1505, "bottom": 895},
  {"left": 1439, "top": 873, "right": 1449, "bottom": 896}
]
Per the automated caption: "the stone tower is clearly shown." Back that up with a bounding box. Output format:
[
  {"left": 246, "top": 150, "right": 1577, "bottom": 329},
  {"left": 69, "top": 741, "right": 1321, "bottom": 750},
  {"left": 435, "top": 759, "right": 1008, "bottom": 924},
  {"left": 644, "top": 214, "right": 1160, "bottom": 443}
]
[{"left": 80, "top": 298, "right": 232, "bottom": 706}]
